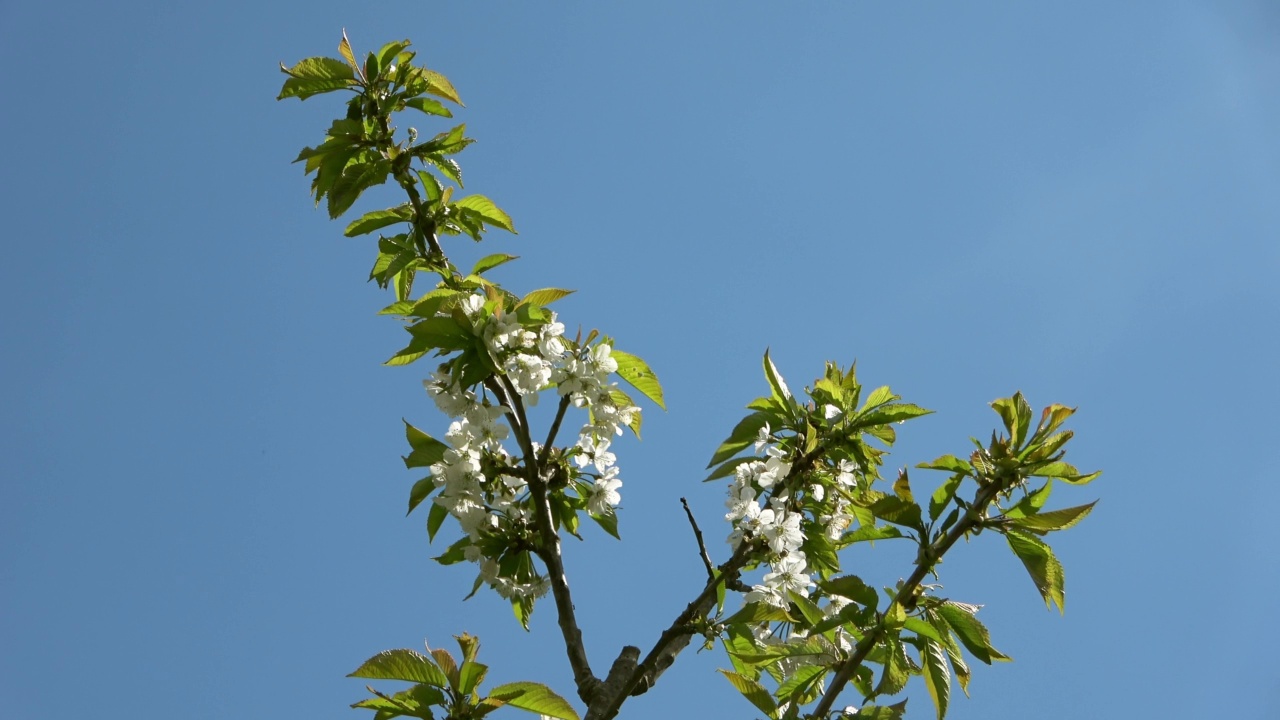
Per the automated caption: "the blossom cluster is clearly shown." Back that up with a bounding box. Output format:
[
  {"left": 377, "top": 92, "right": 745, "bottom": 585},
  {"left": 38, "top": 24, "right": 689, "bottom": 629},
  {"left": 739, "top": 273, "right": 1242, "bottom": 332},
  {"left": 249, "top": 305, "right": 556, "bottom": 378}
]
[
  {"left": 723, "top": 424, "right": 864, "bottom": 608},
  {"left": 419, "top": 294, "right": 638, "bottom": 598}
]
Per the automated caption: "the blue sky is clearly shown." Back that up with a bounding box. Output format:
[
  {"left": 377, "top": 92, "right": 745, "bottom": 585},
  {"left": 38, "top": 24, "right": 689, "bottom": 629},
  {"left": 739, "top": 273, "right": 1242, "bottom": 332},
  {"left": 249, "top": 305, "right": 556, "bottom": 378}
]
[{"left": 2, "top": 2, "right": 1278, "bottom": 718}]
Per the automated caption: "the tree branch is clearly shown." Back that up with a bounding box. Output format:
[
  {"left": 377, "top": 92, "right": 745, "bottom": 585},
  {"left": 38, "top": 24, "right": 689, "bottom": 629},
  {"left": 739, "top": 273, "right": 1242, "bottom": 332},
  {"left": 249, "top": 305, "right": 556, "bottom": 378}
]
[
  {"left": 586, "top": 538, "right": 760, "bottom": 720},
  {"left": 808, "top": 480, "right": 1003, "bottom": 719},
  {"left": 680, "top": 497, "right": 715, "bottom": 582},
  {"left": 496, "top": 376, "right": 599, "bottom": 702},
  {"left": 540, "top": 394, "right": 573, "bottom": 467}
]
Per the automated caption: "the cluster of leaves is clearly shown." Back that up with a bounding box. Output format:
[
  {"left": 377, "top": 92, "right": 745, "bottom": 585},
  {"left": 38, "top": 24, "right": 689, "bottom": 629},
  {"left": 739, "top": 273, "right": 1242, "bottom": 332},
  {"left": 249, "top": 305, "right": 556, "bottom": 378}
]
[
  {"left": 349, "top": 634, "right": 579, "bottom": 720},
  {"left": 281, "top": 32, "right": 1102, "bottom": 720},
  {"left": 280, "top": 31, "right": 512, "bottom": 303},
  {"left": 704, "top": 357, "right": 1098, "bottom": 720}
]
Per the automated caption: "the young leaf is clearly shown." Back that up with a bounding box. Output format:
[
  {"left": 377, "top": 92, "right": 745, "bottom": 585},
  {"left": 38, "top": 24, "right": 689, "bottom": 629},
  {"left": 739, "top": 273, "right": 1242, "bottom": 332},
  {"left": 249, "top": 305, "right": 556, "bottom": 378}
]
[
  {"left": 762, "top": 350, "right": 795, "bottom": 411},
  {"left": 917, "top": 455, "right": 973, "bottom": 475},
  {"left": 775, "top": 664, "right": 827, "bottom": 705},
  {"left": 427, "top": 502, "right": 448, "bottom": 542},
  {"left": 849, "top": 701, "right": 909, "bottom": 719},
  {"left": 921, "top": 639, "right": 952, "bottom": 720},
  {"left": 611, "top": 350, "right": 666, "bottom": 410},
  {"left": 707, "top": 412, "right": 771, "bottom": 467},
  {"left": 277, "top": 56, "right": 358, "bottom": 100},
  {"left": 929, "top": 474, "right": 962, "bottom": 523},
  {"left": 349, "top": 649, "right": 449, "bottom": 687},
  {"left": 329, "top": 159, "right": 392, "bottom": 219},
  {"left": 991, "top": 392, "right": 1034, "bottom": 448},
  {"left": 1008, "top": 501, "right": 1097, "bottom": 534},
  {"left": 936, "top": 602, "right": 1009, "bottom": 664},
  {"left": 471, "top": 253, "right": 519, "bottom": 275},
  {"left": 455, "top": 195, "right": 516, "bottom": 233},
  {"left": 408, "top": 476, "right": 435, "bottom": 516},
  {"left": 874, "top": 634, "right": 910, "bottom": 696},
  {"left": 345, "top": 205, "right": 413, "bottom": 237},
  {"left": 486, "top": 682, "right": 579, "bottom": 720},
  {"left": 718, "top": 670, "right": 778, "bottom": 719},
  {"left": 404, "top": 422, "right": 449, "bottom": 469},
  {"left": 704, "top": 456, "right": 759, "bottom": 483},
  {"left": 458, "top": 660, "right": 488, "bottom": 696},
  {"left": 1030, "top": 461, "right": 1102, "bottom": 484},
  {"left": 1005, "top": 530, "right": 1066, "bottom": 613},
  {"left": 406, "top": 96, "right": 453, "bottom": 118},
  {"left": 518, "top": 288, "right": 575, "bottom": 308}
]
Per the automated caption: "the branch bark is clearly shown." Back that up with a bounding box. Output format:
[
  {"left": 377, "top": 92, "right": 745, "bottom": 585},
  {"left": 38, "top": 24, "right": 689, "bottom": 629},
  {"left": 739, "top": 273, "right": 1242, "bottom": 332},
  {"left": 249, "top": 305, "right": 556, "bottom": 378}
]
[{"left": 495, "top": 376, "right": 599, "bottom": 703}]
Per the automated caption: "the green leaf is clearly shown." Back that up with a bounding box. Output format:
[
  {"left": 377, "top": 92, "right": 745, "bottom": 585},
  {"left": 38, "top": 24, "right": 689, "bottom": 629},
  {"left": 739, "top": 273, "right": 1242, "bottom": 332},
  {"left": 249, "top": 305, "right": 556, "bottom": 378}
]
[
  {"left": 722, "top": 602, "right": 794, "bottom": 626},
  {"left": 874, "top": 634, "right": 910, "bottom": 696},
  {"left": 329, "top": 159, "right": 391, "bottom": 219},
  {"left": 763, "top": 349, "right": 794, "bottom": 410},
  {"left": 904, "top": 617, "right": 946, "bottom": 644},
  {"left": 991, "top": 392, "right": 1034, "bottom": 447},
  {"left": 866, "top": 493, "right": 924, "bottom": 531},
  {"left": 406, "top": 96, "right": 453, "bottom": 118},
  {"left": 936, "top": 602, "right": 1009, "bottom": 664},
  {"left": 277, "top": 56, "right": 357, "bottom": 100},
  {"left": 345, "top": 205, "right": 414, "bottom": 237},
  {"left": 775, "top": 664, "right": 827, "bottom": 705},
  {"left": 407, "top": 316, "right": 475, "bottom": 352},
  {"left": 471, "top": 253, "right": 519, "bottom": 275},
  {"left": 455, "top": 195, "right": 516, "bottom": 233},
  {"left": 929, "top": 474, "right": 962, "bottom": 523},
  {"left": 819, "top": 574, "right": 879, "bottom": 610},
  {"left": 458, "top": 660, "right": 488, "bottom": 696},
  {"left": 518, "top": 288, "right": 575, "bottom": 308},
  {"left": 352, "top": 683, "right": 446, "bottom": 717},
  {"left": 426, "top": 502, "right": 448, "bottom": 542},
  {"left": 921, "top": 639, "right": 951, "bottom": 720},
  {"left": 1003, "top": 480, "right": 1053, "bottom": 519},
  {"left": 1031, "top": 461, "right": 1101, "bottom": 485},
  {"left": 704, "top": 456, "right": 759, "bottom": 483},
  {"left": 376, "top": 40, "right": 410, "bottom": 75},
  {"left": 338, "top": 32, "right": 358, "bottom": 69},
  {"left": 917, "top": 455, "right": 973, "bottom": 475},
  {"left": 860, "top": 385, "right": 896, "bottom": 411},
  {"left": 420, "top": 69, "right": 463, "bottom": 105},
  {"left": 1033, "top": 403, "right": 1076, "bottom": 439},
  {"left": 349, "top": 649, "right": 449, "bottom": 687},
  {"left": 408, "top": 476, "right": 435, "bottom": 515},
  {"left": 1005, "top": 530, "right": 1066, "bottom": 613},
  {"left": 849, "top": 701, "right": 908, "bottom": 719},
  {"left": 589, "top": 509, "right": 620, "bottom": 540},
  {"left": 611, "top": 350, "right": 665, "bottom": 410},
  {"left": 1008, "top": 501, "right": 1097, "bottom": 534},
  {"left": 837, "top": 523, "right": 904, "bottom": 546},
  {"left": 707, "top": 412, "right": 771, "bottom": 467},
  {"left": 486, "top": 682, "right": 579, "bottom": 720},
  {"left": 718, "top": 670, "right": 778, "bottom": 719},
  {"left": 404, "top": 422, "right": 449, "bottom": 469},
  {"left": 857, "top": 403, "right": 934, "bottom": 426},
  {"left": 788, "top": 590, "right": 826, "bottom": 628}
]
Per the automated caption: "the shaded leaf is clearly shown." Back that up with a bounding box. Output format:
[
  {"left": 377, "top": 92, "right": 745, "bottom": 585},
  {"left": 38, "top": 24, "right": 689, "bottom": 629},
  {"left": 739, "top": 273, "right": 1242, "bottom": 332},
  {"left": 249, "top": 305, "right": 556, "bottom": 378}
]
[
  {"left": 1005, "top": 530, "right": 1066, "bottom": 613},
  {"left": 921, "top": 639, "right": 951, "bottom": 720}
]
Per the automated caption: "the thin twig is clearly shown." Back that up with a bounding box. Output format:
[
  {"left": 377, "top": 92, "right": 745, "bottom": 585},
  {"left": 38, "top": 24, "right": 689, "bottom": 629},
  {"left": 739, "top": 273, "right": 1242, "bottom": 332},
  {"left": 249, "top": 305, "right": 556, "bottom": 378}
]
[
  {"left": 680, "top": 497, "right": 716, "bottom": 582},
  {"left": 540, "top": 394, "right": 573, "bottom": 467}
]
